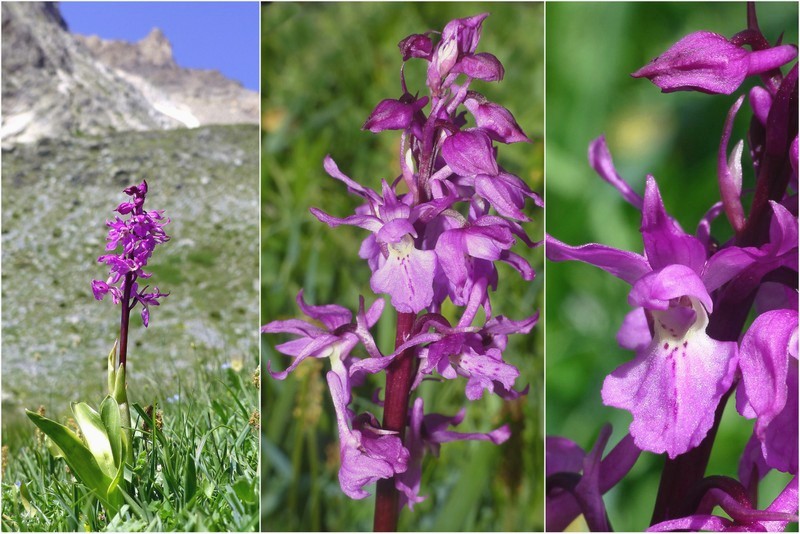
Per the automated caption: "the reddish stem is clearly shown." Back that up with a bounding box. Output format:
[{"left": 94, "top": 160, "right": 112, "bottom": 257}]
[
  {"left": 373, "top": 311, "right": 417, "bottom": 532},
  {"left": 118, "top": 271, "right": 134, "bottom": 368}
]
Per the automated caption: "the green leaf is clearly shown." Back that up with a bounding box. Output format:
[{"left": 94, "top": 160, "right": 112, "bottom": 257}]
[
  {"left": 107, "top": 340, "right": 118, "bottom": 395},
  {"left": 232, "top": 477, "right": 256, "bottom": 505},
  {"left": 100, "top": 396, "right": 122, "bottom": 468},
  {"left": 183, "top": 453, "right": 197, "bottom": 503},
  {"left": 71, "top": 402, "right": 116, "bottom": 479},
  {"left": 25, "top": 410, "right": 110, "bottom": 494}
]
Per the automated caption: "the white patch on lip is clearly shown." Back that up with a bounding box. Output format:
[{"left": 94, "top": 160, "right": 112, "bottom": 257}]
[
  {"left": 387, "top": 235, "right": 415, "bottom": 261},
  {"left": 650, "top": 296, "right": 707, "bottom": 345}
]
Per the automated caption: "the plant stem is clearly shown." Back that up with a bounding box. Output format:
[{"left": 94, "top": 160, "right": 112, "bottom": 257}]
[
  {"left": 373, "top": 311, "right": 417, "bottom": 532},
  {"left": 118, "top": 272, "right": 134, "bottom": 368}
]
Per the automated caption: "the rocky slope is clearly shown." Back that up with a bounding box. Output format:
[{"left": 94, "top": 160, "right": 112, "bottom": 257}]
[{"left": 1, "top": 2, "right": 258, "bottom": 145}]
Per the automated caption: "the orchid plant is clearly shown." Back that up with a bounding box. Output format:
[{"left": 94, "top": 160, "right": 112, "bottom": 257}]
[
  {"left": 26, "top": 180, "right": 169, "bottom": 515},
  {"left": 546, "top": 4, "right": 797, "bottom": 532},
  {"left": 263, "top": 12, "right": 541, "bottom": 531}
]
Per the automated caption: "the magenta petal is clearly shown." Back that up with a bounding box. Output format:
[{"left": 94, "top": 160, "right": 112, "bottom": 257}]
[
  {"left": 761, "top": 478, "right": 800, "bottom": 531},
  {"left": 602, "top": 315, "right": 738, "bottom": 457},
  {"left": 546, "top": 235, "right": 651, "bottom": 285},
  {"left": 464, "top": 97, "right": 530, "bottom": 144},
  {"left": 295, "top": 289, "right": 352, "bottom": 331},
  {"left": 91, "top": 280, "right": 109, "bottom": 300},
  {"left": 398, "top": 33, "right": 432, "bottom": 61},
  {"left": 310, "top": 207, "right": 383, "bottom": 233},
  {"left": 546, "top": 431, "right": 641, "bottom": 532},
  {"left": 759, "top": 366, "right": 798, "bottom": 474},
  {"left": 718, "top": 96, "right": 746, "bottom": 232},
  {"left": 461, "top": 348, "right": 519, "bottom": 400},
  {"left": 738, "top": 309, "right": 798, "bottom": 474},
  {"left": 768, "top": 201, "right": 799, "bottom": 258},
  {"left": 632, "top": 31, "right": 749, "bottom": 95},
  {"left": 573, "top": 425, "right": 613, "bottom": 532},
  {"left": 738, "top": 309, "right": 795, "bottom": 426},
  {"left": 268, "top": 334, "right": 344, "bottom": 380},
  {"left": 475, "top": 172, "right": 540, "bottom": 220},
  {"left": 739, "top": 434, "right": 771, "bottom": 495},
  {"left": 395, "top": 398, "right": 426, "bottom": 511},
  {"left": 588, "top": 136, "right": 643, "bottom": 210},
  {"left": 371, "top": 240, "right": 435, "bottom": 314},
  {"left": 441, "top": 129, "right": 499, "bottom": 177},
  {"left": 362, "top": 96, "right": 427, "bottom": 133},
  {"left": 440, "top": 12, "right": 488, "bottom": 56},
  {"left": 261, "top": 318, "right": 325, "bottom": 338},
  {"left": 452, "top": 52, "right": 504, "bottom": 81},
  {"left": 641, "top": 176, "right": 707, "bottom": 273},
  {"left": 616, "top": 308, "right": 651, "bottom": 352},
  {"left": 749, "top": 85, "right": 773, "bottom": 127},
  {"left": 322, "top": 155, "right": 380, "bottom": 202},
  {"left": 702, "top": 245, "right": 759, "bottom": 293}
]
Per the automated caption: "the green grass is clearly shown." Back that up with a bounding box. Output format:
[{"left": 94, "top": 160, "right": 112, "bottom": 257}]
[
  {"left": 262, "top": 3, "right": 544, "bottom": 530},
  {"left": 1, "top": 351, "right": 260, "bottom": 532},
  {"left": 545, "top": 3, "right": 798, "bottom": 531}
]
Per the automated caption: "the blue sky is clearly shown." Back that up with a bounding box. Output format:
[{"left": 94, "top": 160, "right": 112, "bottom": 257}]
[{"left": 61, "top": 2, "right": 259, "bottom": 91}]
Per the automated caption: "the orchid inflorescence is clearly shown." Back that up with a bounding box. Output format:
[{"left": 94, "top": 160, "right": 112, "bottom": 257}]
[
  {"left": 546, "top": 5, "right": 797, "bottom": 532},
  {"left": 263, "top": 13, "right": 540, "bottom": 525},
  {"left": 92, "top": 180, "right": 170, "bottom": 328}
]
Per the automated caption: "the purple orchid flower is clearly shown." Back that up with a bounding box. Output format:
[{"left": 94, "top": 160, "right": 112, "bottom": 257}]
[
  {"left": 547, "top": 158, "right": 741, "bottom": 458},
  {"left": 328, "top": 372, "right": 409, "bottom": 500},
  {"left": 92, "top": 180, "right": 169, "bottom": 328},
  {"left": 262, "top": 290, "right": 386, "bottom": 380}
]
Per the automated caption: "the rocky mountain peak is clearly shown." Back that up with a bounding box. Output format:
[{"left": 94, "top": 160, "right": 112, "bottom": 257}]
[
  {"left": 139, "top": 27, "right": 173, "bottom": 67},
  {"left": 79, "top": 26, "right": 177, "bottom": 72},
  {"left": 2, "top": 2, "right": 258, "bottom": 146}
]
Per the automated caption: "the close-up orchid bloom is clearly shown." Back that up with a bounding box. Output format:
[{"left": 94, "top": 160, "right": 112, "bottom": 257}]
[{"left": 546, "top": 2, "right": 797, "bottom": 532}]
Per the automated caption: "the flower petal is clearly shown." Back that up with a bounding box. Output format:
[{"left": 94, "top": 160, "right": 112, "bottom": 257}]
[
  {"left": 641, "top": 176, "right": 706, "bottom": 273},
  {"left": 546, "top": 235, "right": 650, "bottom": 285}
]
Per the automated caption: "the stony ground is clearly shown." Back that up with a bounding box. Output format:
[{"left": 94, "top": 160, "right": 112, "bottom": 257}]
[{"left": 2, "top": 124, "right": 260, "bottom": 440}]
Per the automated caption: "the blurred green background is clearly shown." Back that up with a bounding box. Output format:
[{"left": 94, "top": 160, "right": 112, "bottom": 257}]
[
  {"left": 546, "top": 2, "right": 798, "bottom": 531},
  {"left": 262, "top": 3, "right": 543, "bottom": 531}
]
